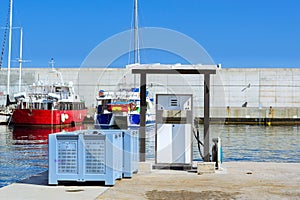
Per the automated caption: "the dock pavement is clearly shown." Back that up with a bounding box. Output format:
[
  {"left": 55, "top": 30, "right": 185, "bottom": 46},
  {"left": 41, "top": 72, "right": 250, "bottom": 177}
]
[{"left": 0, "top": 162, "right": 299, "bottom": 200}]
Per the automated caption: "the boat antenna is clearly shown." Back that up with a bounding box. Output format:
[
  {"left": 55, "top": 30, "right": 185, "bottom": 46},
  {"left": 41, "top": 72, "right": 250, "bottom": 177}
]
[
  {"left": 49, "top": 58, "right": 55, "bottom": 70},
  {"left": 133, "top": 0, "right": 140, "bottom": 64},
  {"left": 18, "top": 27, "right": 23, "bottom": 92},
  {"left": 16, "top": 27, "right": 31, "bottom": 92},
  {"left": 48, "top": 58, "right": 64, "bottom": 84}
]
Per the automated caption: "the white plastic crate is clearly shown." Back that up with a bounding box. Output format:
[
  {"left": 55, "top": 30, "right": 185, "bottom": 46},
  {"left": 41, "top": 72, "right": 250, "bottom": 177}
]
[{"left": 48, "top": 130, "right": 123, "bottom": 186}]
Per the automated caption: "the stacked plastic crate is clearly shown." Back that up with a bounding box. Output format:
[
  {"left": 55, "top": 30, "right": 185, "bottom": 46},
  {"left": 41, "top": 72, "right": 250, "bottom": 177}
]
[
  {"left": 123, "top": 129, "right": 139, "bottom": 178},
  {"left": 48, "top": 130, "right": 123, "bottom": 186}
]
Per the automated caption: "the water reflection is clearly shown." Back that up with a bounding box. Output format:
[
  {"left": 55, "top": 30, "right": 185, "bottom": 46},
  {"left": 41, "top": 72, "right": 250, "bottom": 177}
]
[
  {"left": 0, "top": 124, "right": 299, "bottom": 188},
  {"left": 0, "top": 124, "right": 90, "bottom": 188},
  {"left": 145, "top": 124, "right": 300, "bottom": 163},
  {"left": 12, "top": 125, "right": 86, "bottom": 145},
  {"left": 208, "top": 125, "right": 300, "bottom": 163}
]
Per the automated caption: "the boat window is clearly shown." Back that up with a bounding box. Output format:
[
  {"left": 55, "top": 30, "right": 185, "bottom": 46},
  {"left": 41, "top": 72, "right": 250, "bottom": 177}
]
[
  {"left": 54, "top": 103, "right": 59, "bottom": 109},
  {"left": 62, "top": 93, "right": 67, "bottom": 99},
  {"left": 55, "top": 87, "right": 61, "bottom": 92},
  {"left": 48, "top": 103, "right": 52, "bottom": 110}
]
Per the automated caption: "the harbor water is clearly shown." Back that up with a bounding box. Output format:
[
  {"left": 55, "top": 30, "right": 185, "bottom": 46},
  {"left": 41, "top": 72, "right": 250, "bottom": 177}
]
[{"left": 0, "top": 124, "right": 299, "bottom": 188}]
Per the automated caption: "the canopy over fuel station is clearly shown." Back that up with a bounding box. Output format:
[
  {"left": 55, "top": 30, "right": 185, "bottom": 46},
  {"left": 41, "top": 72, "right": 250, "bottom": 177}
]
[{"left": 131, "top": 64, "right": 217, "bottom": 162}]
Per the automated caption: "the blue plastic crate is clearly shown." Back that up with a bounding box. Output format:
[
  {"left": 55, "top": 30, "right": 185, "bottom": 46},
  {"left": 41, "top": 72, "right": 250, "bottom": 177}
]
[
  {"left": 123, "top": 129, "right": 139, "bottom": 178},
  {"left": 48, "top": 130, "right": 123, "bottom": 186}
]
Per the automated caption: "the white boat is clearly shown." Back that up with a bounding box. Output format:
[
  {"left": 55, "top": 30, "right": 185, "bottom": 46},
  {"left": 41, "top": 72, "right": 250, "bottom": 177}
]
[
  {"left": 94, "top": 0, "right": 157, "bottom": 129},
  {"left": 94, "top": 88, "right": 155, "bottom": 129}
]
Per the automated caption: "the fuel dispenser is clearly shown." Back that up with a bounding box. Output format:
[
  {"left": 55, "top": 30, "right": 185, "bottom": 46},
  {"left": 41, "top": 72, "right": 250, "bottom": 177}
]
[{"left": 155, "top": 94, "right": 193, "bottom": 167}]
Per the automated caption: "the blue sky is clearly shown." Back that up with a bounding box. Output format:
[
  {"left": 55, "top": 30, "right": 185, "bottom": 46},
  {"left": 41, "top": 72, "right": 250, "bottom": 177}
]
[{"left": 0, "top": 0, "right": 299, "bottom": 68}]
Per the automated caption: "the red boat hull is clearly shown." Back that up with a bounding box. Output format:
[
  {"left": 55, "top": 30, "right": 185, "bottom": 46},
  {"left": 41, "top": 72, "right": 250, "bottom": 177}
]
[{"left": 12, "top": 109, "right": 88, "bottom": 126}]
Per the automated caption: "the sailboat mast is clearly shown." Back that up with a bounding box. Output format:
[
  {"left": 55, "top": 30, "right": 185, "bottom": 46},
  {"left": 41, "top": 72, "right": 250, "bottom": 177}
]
[
  {"left": 18, "top": 27, "right": 23, "bottom": 92},
  {"left": 133, "top": 0, "right": 140, "bottom": 64},
  {"left": 7, "top": 0, "right": 13, "bottom": 95}
]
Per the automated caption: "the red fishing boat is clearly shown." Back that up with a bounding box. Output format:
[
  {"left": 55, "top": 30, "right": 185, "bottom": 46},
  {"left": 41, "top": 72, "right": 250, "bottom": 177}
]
[{"left": 12, "top": 59, "right": 87, "bottom": 126}]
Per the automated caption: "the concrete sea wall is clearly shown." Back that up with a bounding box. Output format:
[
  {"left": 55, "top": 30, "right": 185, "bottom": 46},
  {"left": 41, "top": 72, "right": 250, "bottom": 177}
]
[{"left": 1, "top": 67, "right": 300, "bottom": 123}]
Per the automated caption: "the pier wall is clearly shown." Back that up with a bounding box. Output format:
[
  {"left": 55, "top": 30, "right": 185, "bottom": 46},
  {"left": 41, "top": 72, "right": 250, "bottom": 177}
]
[{"left": 1, "top": 67, "right": 300, "bottom": 120}]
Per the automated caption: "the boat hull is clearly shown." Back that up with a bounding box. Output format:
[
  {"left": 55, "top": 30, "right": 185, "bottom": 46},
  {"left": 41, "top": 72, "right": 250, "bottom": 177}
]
[
  {"left": 128, "top": 113, "right": 155, "bottom": 128},
  {"left": 12, "top": 109, "right": 87, "bottom": 126},
  {"left": 94, "top": 113, "right": 155, "bottom": 128}
]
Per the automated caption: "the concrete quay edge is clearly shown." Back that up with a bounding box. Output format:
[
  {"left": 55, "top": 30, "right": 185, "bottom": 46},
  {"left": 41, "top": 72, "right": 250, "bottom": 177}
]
[{"left": 0, "top": 162, "right": 299, "bottom": 200}]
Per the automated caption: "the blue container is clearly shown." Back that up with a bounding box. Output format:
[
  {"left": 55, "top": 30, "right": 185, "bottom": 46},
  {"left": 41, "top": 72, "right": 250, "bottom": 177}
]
[
  {"left": 129, "top": 114, "right": 140, "bottom": 125},
  {"left": 48, "top": 130, "right": 123, "bottom": 186},
  {"left": 123, "top": 130, "right": 139, "bottom": 178}
]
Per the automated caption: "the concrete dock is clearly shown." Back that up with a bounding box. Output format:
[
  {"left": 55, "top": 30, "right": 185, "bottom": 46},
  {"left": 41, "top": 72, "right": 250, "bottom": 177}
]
[{"left": 0, "top": 162, "right": 299, "bottom": 199}]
